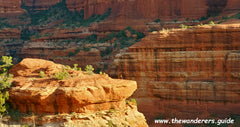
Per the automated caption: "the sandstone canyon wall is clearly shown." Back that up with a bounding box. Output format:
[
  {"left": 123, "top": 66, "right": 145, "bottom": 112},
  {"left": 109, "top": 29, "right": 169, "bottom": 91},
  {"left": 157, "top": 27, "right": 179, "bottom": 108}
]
[
  {"left": 5, "top": 58, "right": 148, "bottom": 127},
  {"left": 226, "top": 0, "right": 240, "bottom": 10},
  {"left": 72, "top": 0, "right": 209, "bottom": 20},
  {"left": 22, "top": 0, "right": 62, "bottom": 11},
  {"left": 115, "top": 24, "right": 240, "bottom": 125},
  {"left": 1, "top": 0, "right": 240, "bottom": 20},
  {"left": 0, "top": 0, "right": 24, "bottom": 17},
  {"left": 70, "top": 0, "right": 240, "bottom": 20}
]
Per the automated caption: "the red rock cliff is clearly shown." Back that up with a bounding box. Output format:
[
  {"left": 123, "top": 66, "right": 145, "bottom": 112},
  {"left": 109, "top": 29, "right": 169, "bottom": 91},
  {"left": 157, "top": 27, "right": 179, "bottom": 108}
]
[
  {"left": 0, "top": 0, "right": 24, "bottom": 17},
  {"left": 226, "top": 0, "right": 240, "bottom": 10},
  {"left": 2, "top": 0, "right": 240, "bottom": 20},
  {"left": 115, "top": 24, "right": 240, "bottom": 125},
  {"left": 68, "top": 0, "right": 208, "bottom": 20},
  {"left": 22, "top": 0, "right": 62, "bottom": 11}
]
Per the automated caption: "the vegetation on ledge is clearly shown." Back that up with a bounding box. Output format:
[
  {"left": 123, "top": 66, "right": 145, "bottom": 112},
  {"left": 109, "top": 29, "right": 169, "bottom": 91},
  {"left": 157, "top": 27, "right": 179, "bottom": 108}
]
[{"left": 0, "top": 56, "right": 13, "bottom": 117}]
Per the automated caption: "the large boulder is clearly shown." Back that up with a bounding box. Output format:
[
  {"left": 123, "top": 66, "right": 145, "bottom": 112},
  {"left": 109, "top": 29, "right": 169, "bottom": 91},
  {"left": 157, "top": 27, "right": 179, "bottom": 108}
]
[
  {"left": 7, "top": 58, "right": 148, "bottom": 126},
  {"left": 9, "top": 58, "right": 137, "bottom": 114}
]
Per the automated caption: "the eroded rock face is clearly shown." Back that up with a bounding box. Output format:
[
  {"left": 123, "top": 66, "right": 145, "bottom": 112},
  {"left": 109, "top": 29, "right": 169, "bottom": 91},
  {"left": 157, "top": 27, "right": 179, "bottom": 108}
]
[
  {"left": 0, "top": 28, "right": 21, "bottom": 39},
  {"left": 226, "top": 0, "right": 240, "bottom": 10},
  {"left": 70, "top": 0, "right": 208, "bottom": 20},
  {"left": 9, "top": 58, "right": 138, "bottom": 114},
  {"left": 0, "top": 0, "right": 24, "bottom": 17},
  {"left": 22, "top": 0, "right": 62, "bottom": 11},
  {"left": 115, "top": 24, "right": 240, "bottom": 124},
  {"left": 8, "top": 58, "right": 148, "bottom": 126}
]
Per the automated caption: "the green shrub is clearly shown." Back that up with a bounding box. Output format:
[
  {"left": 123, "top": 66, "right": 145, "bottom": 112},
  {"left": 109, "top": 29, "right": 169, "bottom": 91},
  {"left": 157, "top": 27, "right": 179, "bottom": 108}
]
[
  {"left": 0, "top": 56, "right": 13, "bottom": 116},
  {"left": 68, "top": 52, "right": 75, "bottom": 57},
  {"left": 180, "top": 24, "right": 188, "bottom": 29},
  {"left": 218, "top": 21, "right": 223, "bottom": 24},
  {"left": 209, "top": 21, "right": 215, "bottom": 25},
  {"left": 86, "top": 34, "right": 98, "bottom": 42},
  {"left": 83, "top": 47, "right": 91, "bottom": 51},
  {"left": 21, "top": 125, "right": 29, "bottom": 127},
  {"left": 73, "top": 64, "right": 78, "bottom": 70},
  {"left": 107, "top": 120, "right": 114, "bottom": 127},
  {"left": 68, "top": 48, "right": 80, "bottom": 57},
  {"left": 99, "top": 71, "right": 106, "bottom": 75},
  {"left": 64, "top": 65, "right": 72, "bottom": 70},
  {"left": 130, "top": 99, "right": 137, "bottom": 106},
  {"left": 9, "top": 109, "right": 22, "bottom": 122},
  {"left": 199, "top": 16, "right": 209, "bottom": 21},
  {"left": 126, "top": 98, "right": 137, "bottom": 106},
  {"left": 73, "top": 64, "right": 81, "bottom": 71},
  {"left": 20, "top": 28, "right": 34, "bottom": 40},
  {"left": 53, "top": 69, "right": 69, "bottom": 80},
  {"left": 85, "top": 65, "right": 94, "bottom": 75},
  {"left": 154, "top": 18, "right": 161, "bottom": 23},
  {"left": 39, "top": 71, "right": 45, "bottom": 78},
  {"left": 222, "top": 16, "right": 228, "bottom": 20}
]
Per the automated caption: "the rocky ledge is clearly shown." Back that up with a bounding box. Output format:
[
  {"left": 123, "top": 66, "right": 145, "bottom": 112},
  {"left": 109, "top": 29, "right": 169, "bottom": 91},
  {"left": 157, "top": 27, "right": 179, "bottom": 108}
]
[{"left": 4, "top": 58, "right": 148, "bottom": 126}]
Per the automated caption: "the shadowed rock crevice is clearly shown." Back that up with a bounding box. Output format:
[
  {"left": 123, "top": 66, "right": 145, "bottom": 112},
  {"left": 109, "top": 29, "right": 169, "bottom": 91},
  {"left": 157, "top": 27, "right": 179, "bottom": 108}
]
[{"left": 207, "top": 0, "right": 228, "bottom": 16}]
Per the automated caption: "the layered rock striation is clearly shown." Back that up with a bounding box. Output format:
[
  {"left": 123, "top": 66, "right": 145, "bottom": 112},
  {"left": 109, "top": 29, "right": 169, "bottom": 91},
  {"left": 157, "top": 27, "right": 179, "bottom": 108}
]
[
  {"left": 0, "top": 28, "right": 21, "bottom": 39},
  {"left": 68, "top": 0, "right": 240, "bottom": 20},
  {"left": 7, "top": 58, "right": 148, "bottom": 126},
  {"left": 115, "top": 24, "right": 240, "bottom": 124},
  {"left": 0, "top": 0, "right": 24, "bottom": 17},
  {"left": 22, "top": 0, "right": 62, "bottom": 11},
  {"left": 1, "top": 0, "right": 240, "bottom": 22},
  {"left": 226, "top": 0, "right": 240, "bottom": 10}
]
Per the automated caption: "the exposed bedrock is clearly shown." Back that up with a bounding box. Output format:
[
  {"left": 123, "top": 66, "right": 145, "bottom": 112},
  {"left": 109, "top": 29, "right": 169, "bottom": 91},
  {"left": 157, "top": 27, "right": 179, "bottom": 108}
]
[
  {"left": 7, "top": 58, "right": 148, "bottom": 126},
  {"left": 115, "top": 24, "right": 240, "bottom": 124}
]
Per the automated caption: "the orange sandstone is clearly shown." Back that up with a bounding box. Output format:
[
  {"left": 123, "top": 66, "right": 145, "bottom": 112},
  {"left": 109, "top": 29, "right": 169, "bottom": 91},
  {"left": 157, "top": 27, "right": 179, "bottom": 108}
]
[
  {"left": 9, "top": 58, "right": 137, "bottom": 114},
  {"left": 115, "top": 24, "right": 240, "bottom": 124}
]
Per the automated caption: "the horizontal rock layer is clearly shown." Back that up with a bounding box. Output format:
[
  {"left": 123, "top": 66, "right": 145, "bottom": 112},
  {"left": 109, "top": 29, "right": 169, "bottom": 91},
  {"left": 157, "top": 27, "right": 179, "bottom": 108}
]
[
  {"left": 115, "top": 24, "right": 240, "bottom": 124},
  {"left": 226, "top": 0, "right": 240, "bottom": 10},
  {"left": 1, "top": 104, "right": 148, "bottom": 127},
  {"left": 69, "top": 0, "right": 240, "bottom": 20},
  {"left": 2, "top": 0, "right": 240, "bottom": 20},
  {"left": 0, "top": 0, "right": 24, "bottom": 17},
  {"left": 22, "top": 0, "right": 62, "bottom": 11},
  {"left": 0, "top": 28, "right": 21, "bottom": 39},
  {"left": 9, "top": 58, "right": 137, "bottom": 114}
]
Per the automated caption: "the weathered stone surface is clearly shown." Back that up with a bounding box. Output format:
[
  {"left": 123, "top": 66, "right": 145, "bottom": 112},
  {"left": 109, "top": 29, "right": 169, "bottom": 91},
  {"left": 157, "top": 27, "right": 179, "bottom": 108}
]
[
  {"left": 115, "top": 24, "right": 240, "bottom": 124},
  {"left": 226, "top": 0, "right": 240, "bottom": 10},
  {"left": 0, "top": 0, "right": 24, "bottom": 17},
  {"left": 6, "top": 58, "right": 148, "bottom": 126},
  {"left": 68, "top": 0, "right": 208, "bottom": 20},
  {"left": 0, "top": 28, "right": 21, "bottom": 39},
  {"left": 22, "top": 0, "right": 62, "bottom": 11},
  {"left": 1, "top": 104, "right": 148, "bottom": 127},
  {"left": 19, "top": 41, "right": 105, "bottom": 71},
  {"left": 65, "top": 0, "right": 240, "bottom": 32},
  {"left": 9, "top": 58, "right": 137, "bottom": 114}
]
